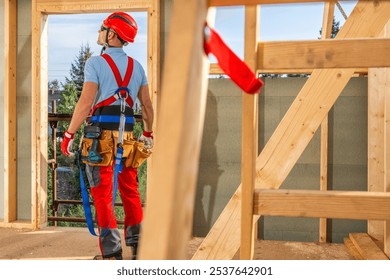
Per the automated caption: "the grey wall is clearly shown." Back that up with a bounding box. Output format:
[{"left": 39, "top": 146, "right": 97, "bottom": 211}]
[
  {"left": 16, "top": 0, "right": 32, "bottom": 220},
  {"left": 194, "top": 77, "right": 368, "bottom": 243},
  {"left": 0, "top": 0, "right": 32, "bottom": 221}
]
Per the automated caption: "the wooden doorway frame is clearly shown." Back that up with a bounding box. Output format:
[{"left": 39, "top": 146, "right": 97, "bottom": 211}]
[{"left": 30, "top": 0, "right": 159, "bottom": 229}]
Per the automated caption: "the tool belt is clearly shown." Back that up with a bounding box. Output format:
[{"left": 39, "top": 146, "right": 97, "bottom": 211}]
[{"left": 80, "top": 126, "right": 151, "bottom": 168}]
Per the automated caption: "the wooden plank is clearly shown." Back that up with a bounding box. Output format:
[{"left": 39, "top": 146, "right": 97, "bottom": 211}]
[
  {"left": 367, "top": 72, "right": 385, "bottom": 236},
  {"left": 210, "top": 0, "right": 329, "bottom": 6},
  {"left": 344, "top": 237, "right": 364, "bottom": 260},
  {"left": 32, "top": 2, "right": 49, "bottom": 228},
  {"left": 138, "top": 0, "right": 211, "bottom": 260},
  {"left": 145, "top": 1, "right": 160, "bottom": 196},
  {"left": 209, "top": 63, "right": 368, "bottom": 75},
  {"left": 349, "top": 233, "right": 389, "bottom": 260},
  {"left": 257, "top": 38, "right": 390, "bottom": 70},
  {"left": 319, "top": 1, "right": 335, "bottom": 243},
  {"left": 241, "top": 5, "right": 259, "bottom": 260},
  {"left": 39, "top": 14, "right": 49, "bottom": 228},
  {"left": 254, "top": 189, "right": 390, "bottom": 221},
  {"left": 3, "top": 0, "right": 17, "bottom": 223},
  {"left": 194, "top": 1, "right": 390, "bottom": 260},
  {"left": 383, "top": 21, "right": 390, "bottom": 258},
  {"left": 37, "top": 0, "right": 152, "bottom": 13}
]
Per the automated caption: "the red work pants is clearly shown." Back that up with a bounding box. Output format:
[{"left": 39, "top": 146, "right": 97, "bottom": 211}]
[{"left": 87, "top": 164, "right": 142, "bottom": 256}]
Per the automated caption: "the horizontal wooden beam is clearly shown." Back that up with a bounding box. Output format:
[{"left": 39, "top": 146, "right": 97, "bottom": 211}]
[
  {"left": 36, "top": 0, "right": 152, "bottom": 13},
  {"left": 258, "top": 38, "right": 390, "bottom": 70},
  {"left": 210, "top": 0, "right": 328, "bottom": 6},
  {"left": 254, "top": 189, "right": 390, "bottom": 221},
  {"left": 209, "top": 63, "right": 368, "bottom": 75}
]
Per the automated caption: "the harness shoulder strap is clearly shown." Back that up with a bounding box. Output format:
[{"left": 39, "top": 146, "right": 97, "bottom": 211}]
[
  {"left": 90, "top": 54, "right": 134, "bottom": 116},
  {"left": 101, "top": 54, "right": 134, "bottom": 90}
]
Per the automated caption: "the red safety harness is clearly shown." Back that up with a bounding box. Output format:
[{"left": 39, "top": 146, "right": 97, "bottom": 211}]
[{"left": 90, "top": 54, "right": 134, "bottom": 117}]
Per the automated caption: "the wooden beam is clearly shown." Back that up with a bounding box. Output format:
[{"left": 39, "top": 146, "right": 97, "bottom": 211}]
[
  {"left": 36, "top": 0, "right": 152, "bottom": 13},
  {"left": 209, "top": 63, "right": 368, "bottom": 75},
  {"left": 32, "top": 1, "right": 49, "bottom": 228},
  {"left": 194, "top": 1, "right": 390, "bottom": 260},
  {"left": 344, "top": 237, "right": 364, "bottom": 260},
  {"left": 319, "top": 0, "right": 335, "bottom": 244},
  {"left": 4, "top": 0, "right": 17, "bottom": 223},
  {"left": 349, "top": 233, "right": 389, "bottom": 260},
  {"left": 368, "top": 70, "right": 385, "bottom": 240},
  {"left": 254, "top": 189, "right": 390, "bottom": 220},
  {"left": 138, "top": 0, "right": 211, "bottom": 259},
  {"left": 257, "top": 38, "right": 390, "bottom": 70},
  {"left": 383, "top": 20, "right": 390, "bottom": 258},
  {"left": 145, "top": 0, "right": 160, "bottom": 199},
  {"left": 210, "top": 0, "right": 330, "bottom": 6},
  {"left": 241, "top": 5, "right": 259, "bottom": 260}
]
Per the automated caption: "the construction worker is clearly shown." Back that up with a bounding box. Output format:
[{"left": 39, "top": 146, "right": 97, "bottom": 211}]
[{"left": 60, "top": 12, "right": 154, "bottom": 260}]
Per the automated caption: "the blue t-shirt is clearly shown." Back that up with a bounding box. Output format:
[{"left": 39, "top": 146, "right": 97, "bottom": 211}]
[{"left": 84, "top": 47, "right": 148, "bottom": 109}]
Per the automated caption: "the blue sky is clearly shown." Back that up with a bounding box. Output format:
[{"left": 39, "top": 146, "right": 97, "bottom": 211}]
[{"left": 48, "top": 1, "right": 357, "bottom": 83}]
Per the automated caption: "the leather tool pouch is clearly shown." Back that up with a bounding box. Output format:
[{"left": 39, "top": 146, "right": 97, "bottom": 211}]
[
  {"left": 81, "top": 126, "right": 114, "bottom": 166},
  {"left": 125, "top": 141, "right": 152, "bottom": 168},
  {"left": 81, "top": 127, "right": 152, "bottom": 168}
]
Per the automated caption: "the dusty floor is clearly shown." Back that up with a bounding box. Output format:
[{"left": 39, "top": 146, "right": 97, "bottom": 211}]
[{"left": 0, "top": 227, "right": 353, "bottom": 260}]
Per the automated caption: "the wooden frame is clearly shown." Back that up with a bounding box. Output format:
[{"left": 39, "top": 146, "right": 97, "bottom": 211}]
[
  {"left": 28, "top": 0, "right": 159, "bottom": 229},
  {"left": 192, "top": 1, "right": 390, "bottom": 260},
  {"left": 3, "top": 0, "right": 390, "bottom": 260}
]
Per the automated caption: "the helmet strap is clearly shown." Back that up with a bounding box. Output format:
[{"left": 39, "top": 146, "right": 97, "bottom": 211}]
[{"left": 100, "top": 28, "right": 115, "bottom": 54}]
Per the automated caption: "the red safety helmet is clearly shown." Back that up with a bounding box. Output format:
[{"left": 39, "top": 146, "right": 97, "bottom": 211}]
[{"left": 103, "top": 12, "right": 138, "bottom": 43}]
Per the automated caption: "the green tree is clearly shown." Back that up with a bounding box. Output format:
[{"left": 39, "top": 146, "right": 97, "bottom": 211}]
[
  {"left": 48, "top": 79, "right": 60, "bottom": 94},
  {"left": 319, "top": 18, "right": 341, "bottom": 39},
  {"left": 64, "top": 44, "right": 93, "bottom": 95}
]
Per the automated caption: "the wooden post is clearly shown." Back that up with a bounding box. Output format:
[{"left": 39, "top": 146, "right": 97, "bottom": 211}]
[
  {"left": 32, "top": 0, "right": 49, "bottom": 228},
  {"left": 241, "top": 5, "right": 259, "bottom": 260},
  {"left": 319, "top": 0, "right": 335, "bottom": 243},
  {"left": 383, "top": 20, "right": 390, "bottom": 258},
  {"left": 367, "top": 21, "right": 390, "bottom": 243},
  {"left": 4, "top": 0, "right": 17, "bottom": 223},
  {"left": 138, "top": 0, "right": 211, "bottom": 259}
]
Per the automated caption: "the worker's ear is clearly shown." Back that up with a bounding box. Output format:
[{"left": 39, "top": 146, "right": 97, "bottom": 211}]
[{"left": 108, "top": 30, "right": 116, "bottom": 40}]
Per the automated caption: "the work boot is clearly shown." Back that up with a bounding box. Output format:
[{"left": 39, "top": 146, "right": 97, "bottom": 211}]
[
  {"left": 125, "top": 224, "right": 140, "bottom": 260},
  {"left": 93, "top": 250, "right": 123, "bottom": 260},
  {"left": 130, "top": 244, "right": 138, "bottom": 260}
]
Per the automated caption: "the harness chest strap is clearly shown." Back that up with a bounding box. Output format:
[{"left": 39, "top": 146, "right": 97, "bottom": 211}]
[{"left": 90, "top": 54, "right": 134, "bottom": 116}]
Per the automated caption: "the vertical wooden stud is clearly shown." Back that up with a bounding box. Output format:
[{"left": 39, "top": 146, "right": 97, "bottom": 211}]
[
  {"left": 139, "top": 0, "right": 211, "bottom": 259},
  {"left": 383, "top": 20, "right": 390, "bottom": 258},
  {"left": 319, "top": 1, "right": 335, "bottom": 243},
  {"left": 4, "top": 0, "right": 17, "bottom": 223},
  {"left": 240, "top": 5, "right": 259, "bottom": 260}
]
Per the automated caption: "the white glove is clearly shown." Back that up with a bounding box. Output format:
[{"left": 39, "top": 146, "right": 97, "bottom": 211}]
[{"left": 139, "top": 131, "right": 154, "bottom": 149}]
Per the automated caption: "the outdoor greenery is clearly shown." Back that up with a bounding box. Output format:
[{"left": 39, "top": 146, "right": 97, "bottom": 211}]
[{"left": 48, "top": 45, "right": 148, "bottom": 228}]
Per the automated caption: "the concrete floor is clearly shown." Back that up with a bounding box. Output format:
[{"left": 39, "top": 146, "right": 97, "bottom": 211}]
[{"left": 0, "top": 227, "right": 354, "bottom": 260}]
